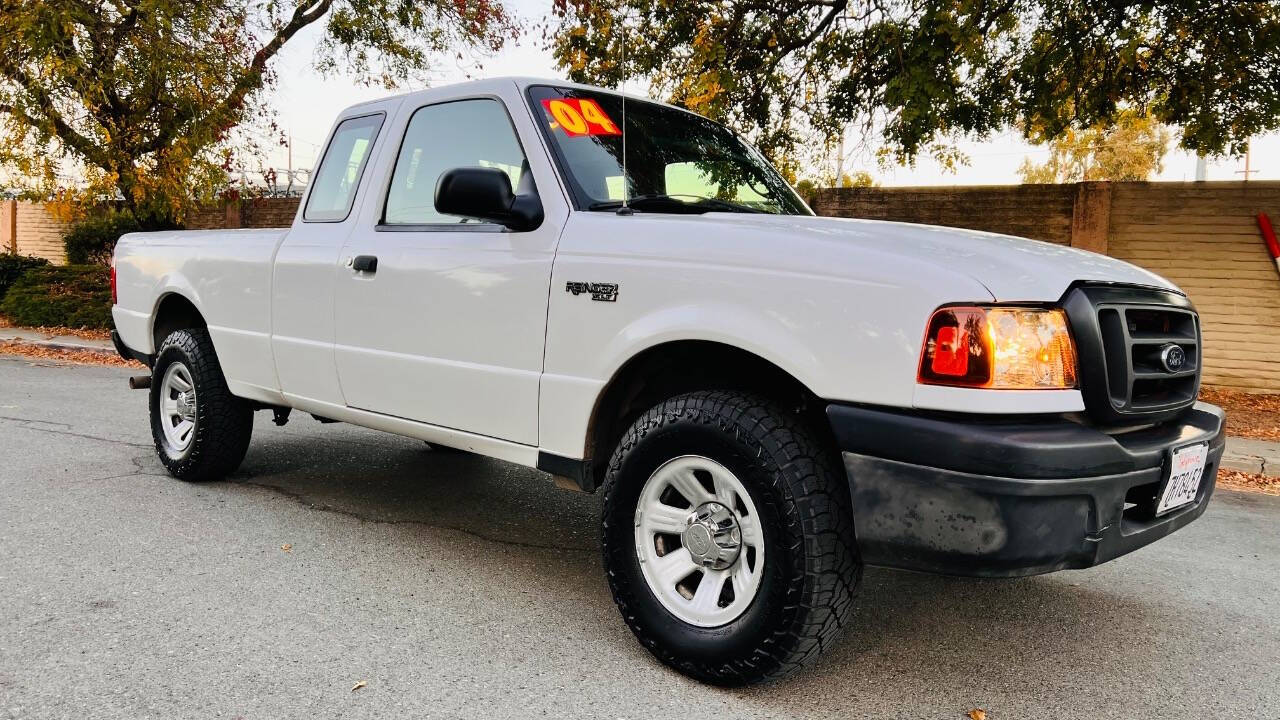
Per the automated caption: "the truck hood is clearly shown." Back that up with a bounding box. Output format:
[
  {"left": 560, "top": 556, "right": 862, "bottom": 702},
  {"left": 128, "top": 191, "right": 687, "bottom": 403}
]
[{"left": 709, "top": 213, "right": 1177, "bottom": 301}]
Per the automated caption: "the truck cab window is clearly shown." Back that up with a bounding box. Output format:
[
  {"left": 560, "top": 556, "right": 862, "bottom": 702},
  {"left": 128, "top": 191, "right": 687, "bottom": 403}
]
[
  {"left": 527, "top": 85, "right": 809, "bottom": 215},
  {"left": 303, "top": 113, "right": 383, "bottom": 222},
  {"left": 384, "top": 98, "right": 528, "bottom": 225}
]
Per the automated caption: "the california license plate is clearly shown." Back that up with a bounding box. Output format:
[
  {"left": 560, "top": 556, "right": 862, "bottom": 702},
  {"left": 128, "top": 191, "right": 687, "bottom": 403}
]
[{"left": 1157, "top": 443, "right": 1209, "bottom": 515}]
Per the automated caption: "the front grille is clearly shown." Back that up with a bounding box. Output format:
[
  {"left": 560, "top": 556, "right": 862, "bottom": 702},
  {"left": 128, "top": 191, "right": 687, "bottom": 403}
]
[{"left": 1063, "top": 285, "right": 1201, "bottom": 425}]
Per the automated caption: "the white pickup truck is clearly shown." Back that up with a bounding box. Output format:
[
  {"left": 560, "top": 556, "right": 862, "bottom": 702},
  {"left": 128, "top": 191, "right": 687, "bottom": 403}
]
[{"left": 112, "top": 77, "right": 1225, "bottom": 685}]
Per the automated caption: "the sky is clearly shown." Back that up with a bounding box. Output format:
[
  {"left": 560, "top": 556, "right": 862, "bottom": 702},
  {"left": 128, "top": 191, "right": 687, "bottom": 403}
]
[{"left": 261, "top": 0, "right": 1280, "bottom": 187}]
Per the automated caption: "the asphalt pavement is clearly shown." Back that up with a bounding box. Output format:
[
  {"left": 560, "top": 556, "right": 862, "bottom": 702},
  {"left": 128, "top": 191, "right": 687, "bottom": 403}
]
[{"left": 1, "top": 353, "right": 1277, "bottom": 719}]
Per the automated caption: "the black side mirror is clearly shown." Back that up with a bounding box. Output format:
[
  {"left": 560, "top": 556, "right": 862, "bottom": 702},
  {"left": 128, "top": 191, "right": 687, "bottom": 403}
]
[{"left": 435, "top": 167, "right": 543, "bottom": 231}]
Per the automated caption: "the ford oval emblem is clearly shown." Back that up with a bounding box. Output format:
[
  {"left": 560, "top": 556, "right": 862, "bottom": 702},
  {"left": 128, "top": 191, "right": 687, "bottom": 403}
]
[{"left": 1159, "top": 344, "right": 1187, "bottom": 373}]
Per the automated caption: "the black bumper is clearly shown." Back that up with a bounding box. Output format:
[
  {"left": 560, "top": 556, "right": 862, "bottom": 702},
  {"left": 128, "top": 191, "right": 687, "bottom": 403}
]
[{"left": 827, "top": 402, "right": 1225, "bottom": 578}]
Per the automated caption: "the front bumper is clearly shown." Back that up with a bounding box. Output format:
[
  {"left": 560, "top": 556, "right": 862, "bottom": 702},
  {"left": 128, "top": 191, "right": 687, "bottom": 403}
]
[{"left": 827, "top": 402, "right": 1225, "bottom": 577}]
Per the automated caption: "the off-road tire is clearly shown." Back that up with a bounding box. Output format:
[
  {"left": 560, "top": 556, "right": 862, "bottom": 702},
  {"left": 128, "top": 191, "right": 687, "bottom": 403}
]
[
  {"left": 149, "top": 328, "right": 253, "bottom": 481},
  {"left": 600, "top": 390, "right": 861, "bottom": 685}
]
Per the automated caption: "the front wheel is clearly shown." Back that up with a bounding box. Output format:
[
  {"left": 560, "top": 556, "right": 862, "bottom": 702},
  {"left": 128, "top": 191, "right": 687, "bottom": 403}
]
[
  {"left": 600, "top": 391, "right": 861, "bottom": 685},
  {"left": 149, "top": 328, "right": 253, "bottom": 481}
]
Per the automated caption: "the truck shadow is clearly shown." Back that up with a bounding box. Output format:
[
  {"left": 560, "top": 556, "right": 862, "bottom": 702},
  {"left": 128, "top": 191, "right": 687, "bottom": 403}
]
[
  {"left": 228, "top": 421, "right": 603, "bottom": 552},
  {"left": 213, "top": 420, "right": 1186, "bottom": 710},
  {"left": 752, "top": 569, "right": 1172, "bottom": 705}
]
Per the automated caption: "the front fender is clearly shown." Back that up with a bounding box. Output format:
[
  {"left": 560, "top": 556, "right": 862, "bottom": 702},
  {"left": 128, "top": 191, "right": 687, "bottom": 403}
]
[
  {"left": 537, "top": 212, "right": 998, "bottom": 459},
  {"left": 598, "top": 301, "right": 823, "bottom": 398}
]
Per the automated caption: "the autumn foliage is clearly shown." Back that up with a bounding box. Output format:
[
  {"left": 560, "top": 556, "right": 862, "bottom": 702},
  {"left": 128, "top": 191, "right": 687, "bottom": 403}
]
[
  {"left": 550, "top": 1, "right": 1280, "bottom": 172},
  {"left": 1018, "top": 111, "right": 1174, "bottom": 183},
  {"left": 0, "top": 1, "right": 517, "bottom": 224}
]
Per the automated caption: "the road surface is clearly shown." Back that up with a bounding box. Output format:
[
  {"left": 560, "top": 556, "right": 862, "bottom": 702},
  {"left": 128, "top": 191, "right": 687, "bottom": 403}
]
[{"left": 1, "top": 354, "right": 1277, "bottom": 719}]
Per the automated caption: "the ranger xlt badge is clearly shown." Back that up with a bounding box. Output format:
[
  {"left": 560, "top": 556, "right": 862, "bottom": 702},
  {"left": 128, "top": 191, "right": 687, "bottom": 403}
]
[{"left": 566, "top": 281, "right": 619, "bottom": 302}]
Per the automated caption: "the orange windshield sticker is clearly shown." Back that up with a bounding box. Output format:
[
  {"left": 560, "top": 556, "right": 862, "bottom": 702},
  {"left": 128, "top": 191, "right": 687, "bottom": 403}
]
[
  {"left": 577, "top": 99, "right": 620, "bottom": 134},
  {"left": 542, "top": 98, "right": 622, "bottom": 137}
]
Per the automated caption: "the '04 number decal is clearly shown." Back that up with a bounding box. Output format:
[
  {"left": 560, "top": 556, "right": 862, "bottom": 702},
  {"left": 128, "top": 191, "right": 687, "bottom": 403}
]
[{"left": 542, "top": 98, "right": 622, "bottom": 137}]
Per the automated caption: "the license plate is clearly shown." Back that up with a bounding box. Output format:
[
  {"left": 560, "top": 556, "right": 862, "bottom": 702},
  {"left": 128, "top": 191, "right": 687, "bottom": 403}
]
[{"left": 1157, "top": 443, "right": 1209, "bottom": 515}]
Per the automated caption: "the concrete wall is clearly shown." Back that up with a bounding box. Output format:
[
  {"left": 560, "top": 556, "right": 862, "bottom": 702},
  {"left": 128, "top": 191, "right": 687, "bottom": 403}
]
[
  {"left": 812, "top": 181, "right": 1280, "bottom": 393},
  {"left": 1, "top": 197, "right": 299, "bottom": 263},
  {"left": 185, "top": 197, "right": 300, "bottom": 230},
  {"left": 810, "top": 184, "right": 1079, "bottom": 245},
  {"left": 1, "top": 200, "right": 72, "bottom": 264},
  {"left": 6, "top": 186, "right": 1277, "bottom": 392}
]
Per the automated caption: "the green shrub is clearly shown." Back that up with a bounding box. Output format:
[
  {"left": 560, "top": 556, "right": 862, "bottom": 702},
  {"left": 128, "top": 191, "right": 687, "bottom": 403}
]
[
  {"left": 0, "top": 254, "right": 51, "bottom": 302},
  {"left": 62, "top": 211, "right": 145, "bottom": 265},
  {"left": 0, "top": 265, "right": 113, "bottom": 329}
]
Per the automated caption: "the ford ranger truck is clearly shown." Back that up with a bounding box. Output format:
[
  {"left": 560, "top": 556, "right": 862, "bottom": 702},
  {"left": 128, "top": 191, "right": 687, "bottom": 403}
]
[{"left": 110, "top": 77, "right": 1225, "bottom": 685}]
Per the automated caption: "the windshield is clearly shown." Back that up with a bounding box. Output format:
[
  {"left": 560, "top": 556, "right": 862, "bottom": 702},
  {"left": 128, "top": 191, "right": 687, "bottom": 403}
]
[{"left": 527, "top": 85, "right": 811, "bottom": 216}]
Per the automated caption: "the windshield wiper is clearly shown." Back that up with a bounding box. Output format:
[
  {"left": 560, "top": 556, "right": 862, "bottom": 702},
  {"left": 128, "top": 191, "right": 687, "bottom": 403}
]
[{"left": 588, "top": 194, "right": 768, "bottom": 214}]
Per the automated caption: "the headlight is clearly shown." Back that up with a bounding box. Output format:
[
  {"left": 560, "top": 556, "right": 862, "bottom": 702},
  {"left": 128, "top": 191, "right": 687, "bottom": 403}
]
[{"left": 917, "top": 306, "right": 1078, "bottom": 389}]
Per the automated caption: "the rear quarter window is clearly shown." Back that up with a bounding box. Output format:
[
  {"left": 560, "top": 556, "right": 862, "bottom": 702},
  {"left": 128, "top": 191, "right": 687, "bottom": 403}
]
[{"left": 303, "top": 113, "right": 384, "bottom": 222}]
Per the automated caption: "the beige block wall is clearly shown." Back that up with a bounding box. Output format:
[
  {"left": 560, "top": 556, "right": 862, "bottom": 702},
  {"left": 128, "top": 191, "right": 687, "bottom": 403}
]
[
  {"left": 1, "top": 200, "right": 14, "bottom": 254},
  {"left": 5, "top": 201, "right": 71, "bottom": 264},
  {"left": 1106, "top": 182, "right": 1280, "bottom": 393}
]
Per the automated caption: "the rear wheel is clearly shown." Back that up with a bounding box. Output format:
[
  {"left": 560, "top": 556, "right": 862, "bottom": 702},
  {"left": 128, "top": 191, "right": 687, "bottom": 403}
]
[
  {"left": 600, "top": 390, "right": 861, "bottom": 685},
  {"left": 149, "top": 328, "right": 253, "bottom": 481}
]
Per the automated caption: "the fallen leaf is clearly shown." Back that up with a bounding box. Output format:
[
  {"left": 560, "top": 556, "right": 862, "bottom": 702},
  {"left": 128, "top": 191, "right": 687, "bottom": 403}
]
[
  {"left": 966, "top": 710, "right": 987, "bottom": 720},
  {"left": 0, "top": 339, "right": 143, "bottom": 368},
  {"left": 351, "top": 680, "right": 367, "bottom": 692},
  {"left": 1218, "top": 469, "right": 1280, "bottom": 496},
  {"left": 281, "top": 544, "right": 292, "bottom": 553}
]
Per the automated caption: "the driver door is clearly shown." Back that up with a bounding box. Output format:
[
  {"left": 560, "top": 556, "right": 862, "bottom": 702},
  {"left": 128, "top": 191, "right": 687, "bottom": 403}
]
[{"left": 333, "top": 95, "right": 562, "bottom": 445}]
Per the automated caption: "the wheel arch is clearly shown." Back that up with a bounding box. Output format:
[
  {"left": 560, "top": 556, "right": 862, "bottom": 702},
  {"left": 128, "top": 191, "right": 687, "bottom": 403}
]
[
  {"left": 554, "top": 339, "right": 837, "bottom": 492},
  {"left": 151, "top": 292, "right": 208, "bottom": 353}
]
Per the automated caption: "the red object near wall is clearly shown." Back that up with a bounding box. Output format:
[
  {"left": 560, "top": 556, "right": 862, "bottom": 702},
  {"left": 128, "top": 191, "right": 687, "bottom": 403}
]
[
  {"left": 1259, "top": 213, "right": 1280, "bottom": 277},
  {"left": 1259, "top": 213, "right": 1280, "bottom": 258}
]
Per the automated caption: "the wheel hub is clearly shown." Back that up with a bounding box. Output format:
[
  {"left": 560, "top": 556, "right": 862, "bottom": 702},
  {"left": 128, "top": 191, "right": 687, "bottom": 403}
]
[
  {"left": 158, "top": 361, "right": 198, "bottom": 456},
  {"left": 177, "top": 391, "right": 196, "bottom": 419},
  {"left": 634, "top": 455, "right": 764, "bottom": 627},
  {"left": 681, "top": 502, "right": 742, "bottom": 570}
]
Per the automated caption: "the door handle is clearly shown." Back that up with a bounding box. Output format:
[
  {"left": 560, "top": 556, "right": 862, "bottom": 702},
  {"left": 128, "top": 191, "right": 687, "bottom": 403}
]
[{"left": 352, "top": 255, "right": 378, "bottom": 273}]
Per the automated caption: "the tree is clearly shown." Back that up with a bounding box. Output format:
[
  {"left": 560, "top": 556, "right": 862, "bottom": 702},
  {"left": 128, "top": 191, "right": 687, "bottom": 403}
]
[
  {"left": 549, "top": 1, "right": 1280, "bottom": 168},
  {"left": 0, "top": 1, "right": 516, "bottom": 223},
  {"left": 1019, "top": 110, "right": 1172, "bottom": 183}
]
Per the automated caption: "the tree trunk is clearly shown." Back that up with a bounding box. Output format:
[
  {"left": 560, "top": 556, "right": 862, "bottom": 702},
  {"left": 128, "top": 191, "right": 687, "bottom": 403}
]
[{"left": 114, "top": 166, "right": 179, "bottom": 229}]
